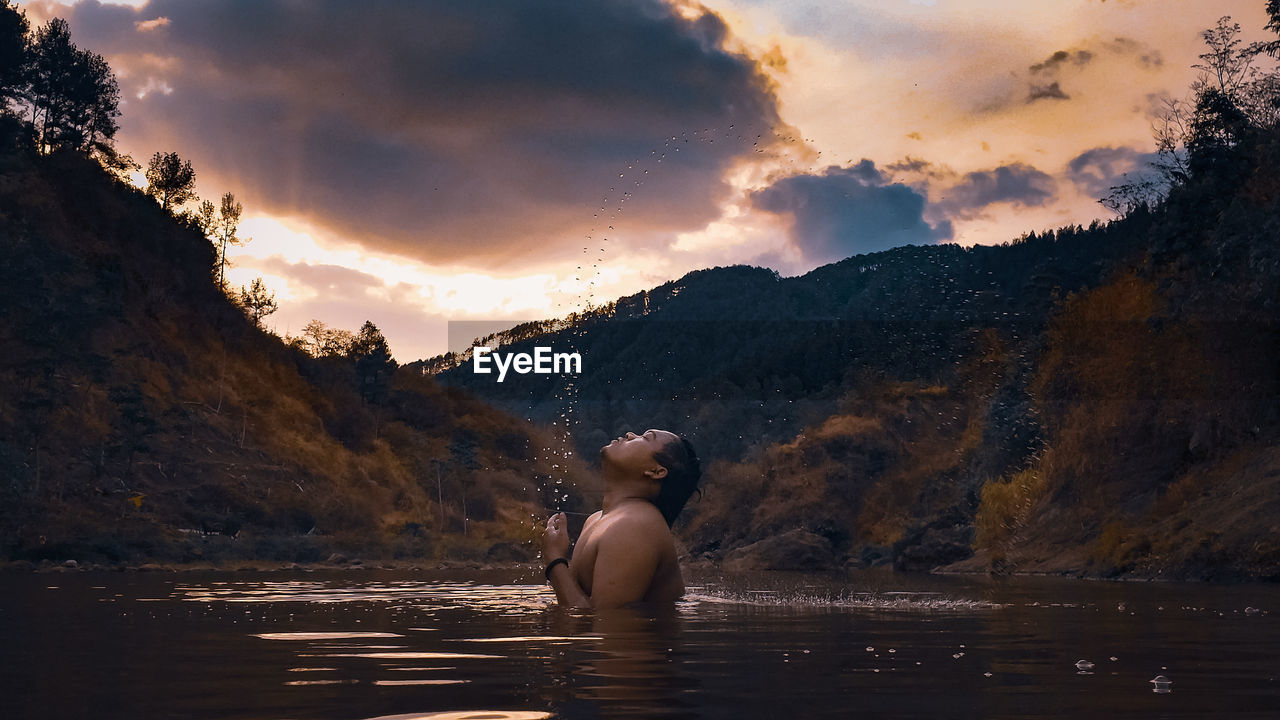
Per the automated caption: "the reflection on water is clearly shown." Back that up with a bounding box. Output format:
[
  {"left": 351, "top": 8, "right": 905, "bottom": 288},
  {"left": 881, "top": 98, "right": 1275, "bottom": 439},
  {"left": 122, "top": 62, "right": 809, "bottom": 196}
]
[
  {"left": 366, "top": 707, "right": 555, "bottom": 712},
  {"left": 687, "top": 589, "right": 1002, "bottom": 611},
  {"left": 176, "top": 579, "right": 553, "bottom": 609},
  {"left": 2, "top": 567, "right": 1278, "bottom": 719},
  {"left": 372, "top": 679, "right": 470, "bottom": 686},
  {"left": 316, "top": 652, "right": 504, "bottom": 660},
  {"left": 256, "top": 631, "right": 404, "bottom": 640}
]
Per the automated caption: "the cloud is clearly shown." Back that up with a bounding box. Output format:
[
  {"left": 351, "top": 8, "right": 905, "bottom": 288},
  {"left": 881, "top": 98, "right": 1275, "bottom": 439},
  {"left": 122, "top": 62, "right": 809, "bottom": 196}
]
[
  {"left": 1030, "top": 49, "right": 1094, "bottom": 75},
  {"left": 1066, "top": 145, "right": 1161, "bottom": 197},
  {"left": 1021, "top": 36, "right": 1164, "bottom": 105},
  {"left": 934, "top": 163, "right": 1057, "bottom": 218},
  {"left": 258, "top": 258, "right": 384, "bottom": 296},
  {"left": 47, "top": 0, "right": 784, "bottom": 269},
  {"left": 748, "top": 153, "right": 1067, "bottom": 267},
  {"left": 1030, "top": 37, "right": 1160, "bottom": 76},
  {"left": 750, "top": 161, "right": 953, "bottom": 267},
  {"left": 1028, "top": 81, "right": 1071, "bottom": 102},
  {"left": 883, "top": 156, "right": 934, "bottom": 175},
  {"left": 134, "top": 16, "right": 168, "bottom": 32},
  {"left": 1105, "top": 37, "right": 1163, "bottom": 69}
]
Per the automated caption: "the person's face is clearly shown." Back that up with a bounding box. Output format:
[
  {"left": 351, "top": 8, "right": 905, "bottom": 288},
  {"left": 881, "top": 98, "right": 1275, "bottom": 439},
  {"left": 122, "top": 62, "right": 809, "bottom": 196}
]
[{"left": 601, "top": 428, "right": 680, "bottom": 483}]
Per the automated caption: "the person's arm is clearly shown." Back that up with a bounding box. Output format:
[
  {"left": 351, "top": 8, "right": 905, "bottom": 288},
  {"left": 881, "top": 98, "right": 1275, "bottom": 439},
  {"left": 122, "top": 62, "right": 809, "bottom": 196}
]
[
  {"left": 541, "top": 511, "right": 661, "bottom": 610},
  {"left": 542, "top": 512, "right": 592, "bottom": 609},
  {"left": 546, "top": 558, "right": 592, "bottom": 608}
]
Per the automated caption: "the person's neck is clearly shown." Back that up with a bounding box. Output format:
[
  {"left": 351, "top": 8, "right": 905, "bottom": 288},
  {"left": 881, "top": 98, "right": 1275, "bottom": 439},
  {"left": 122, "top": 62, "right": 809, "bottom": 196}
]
[{"left": 601, "top": 487, "right": 653, "bottom": 514}]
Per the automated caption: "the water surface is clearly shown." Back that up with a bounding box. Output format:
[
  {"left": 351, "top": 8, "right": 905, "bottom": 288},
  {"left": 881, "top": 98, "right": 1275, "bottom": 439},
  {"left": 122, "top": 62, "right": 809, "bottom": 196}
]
[{"left": 2, "top": 567, "right": 1276, "bottom": 719}]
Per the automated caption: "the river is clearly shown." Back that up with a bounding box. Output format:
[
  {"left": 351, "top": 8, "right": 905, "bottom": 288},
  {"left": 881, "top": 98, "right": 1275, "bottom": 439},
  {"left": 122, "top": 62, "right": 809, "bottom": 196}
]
[{"left": 1, "top": 567, "right": 1276, "bottom": 719}]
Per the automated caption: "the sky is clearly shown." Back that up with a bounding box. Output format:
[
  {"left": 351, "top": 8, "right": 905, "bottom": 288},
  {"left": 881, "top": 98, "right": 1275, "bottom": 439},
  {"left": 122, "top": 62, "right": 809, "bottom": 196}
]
[{"left": 17, "top": 0, "right": 1277, "bottom": 361}]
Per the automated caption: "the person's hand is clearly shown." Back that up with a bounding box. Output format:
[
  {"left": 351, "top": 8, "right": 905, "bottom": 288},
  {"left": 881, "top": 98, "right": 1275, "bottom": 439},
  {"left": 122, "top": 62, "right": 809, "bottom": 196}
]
[{"left": 542, "top": 512, "right": 571, "bottom": 560}]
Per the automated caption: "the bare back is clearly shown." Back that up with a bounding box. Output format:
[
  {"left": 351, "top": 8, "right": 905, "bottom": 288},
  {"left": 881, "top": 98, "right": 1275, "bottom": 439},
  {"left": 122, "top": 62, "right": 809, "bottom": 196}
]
[{"left": 570, "top": 501, "right": 684, "bottom": 605}]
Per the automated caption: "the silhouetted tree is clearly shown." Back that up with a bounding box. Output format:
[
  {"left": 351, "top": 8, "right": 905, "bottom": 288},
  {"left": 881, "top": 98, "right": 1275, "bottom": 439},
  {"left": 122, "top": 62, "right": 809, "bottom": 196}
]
[
  {"left": 237, "top": 277, "right": 278, "bottom": 327},
  {"left": 1186, "top": 86, "right": 1253, "bottom": 175},
  {"left": 350, "top": 320, "right": 397, "bottom": 403},
  {"left": 350, "top": 321, "right": 393, "bottom": 360},
  {"left": 1192, "top": 17, "right": 1259, "bottom": 98},
  {"left": 94, "top": 143, "right": 138, "bottom": 183},
  {"left": 1181, "top": 17, "right": 1280, "bottom": 176},
  {"left": 145, "top": 151, "right": 196, "bottom": 211},
  {"left": 1151, "top": 95, "right": 1192, "bottom": 187},
  {"left": 195, "top": 198, "right": 216, "bottom": 232},
  {"left": 299, "top": 319, "right": 355, "bottom": 358},
  {"left": 21, "top": 18, "right": 119, "bottom": 153},
  {"left": 300, "top": 319, "right": 327, "bottom": 356},
  {"left": 1263, "top": 1, "right": 1280, "bottom": 58},
  {"left": 212, "top": 192, "right": 245, "bottom": 288},
  {"left": 0, "top": 1, "right": 28, "bottom": 111},
  {"left": 1108, "top": 13, "right": 1280, "bottom": 212}
]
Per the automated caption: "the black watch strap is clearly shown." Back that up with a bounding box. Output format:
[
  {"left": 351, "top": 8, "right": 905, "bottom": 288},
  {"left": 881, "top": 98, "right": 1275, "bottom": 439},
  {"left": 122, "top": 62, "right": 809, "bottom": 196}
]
[{"left": 544, "top": 557, "right": 569, "bottom": 581}]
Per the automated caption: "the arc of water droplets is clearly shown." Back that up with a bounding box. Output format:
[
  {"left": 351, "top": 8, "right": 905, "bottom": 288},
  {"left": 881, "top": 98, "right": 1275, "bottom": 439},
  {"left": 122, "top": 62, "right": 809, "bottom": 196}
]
[{"left": 528, "top": 123, "right": 817, "bottom": 558}]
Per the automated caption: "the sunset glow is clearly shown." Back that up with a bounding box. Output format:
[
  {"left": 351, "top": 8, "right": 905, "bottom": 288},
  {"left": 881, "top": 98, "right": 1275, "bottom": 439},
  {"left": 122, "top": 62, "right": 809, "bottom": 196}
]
[{"left": 19, "top": 0, "right": 1273, "bottom": 360}]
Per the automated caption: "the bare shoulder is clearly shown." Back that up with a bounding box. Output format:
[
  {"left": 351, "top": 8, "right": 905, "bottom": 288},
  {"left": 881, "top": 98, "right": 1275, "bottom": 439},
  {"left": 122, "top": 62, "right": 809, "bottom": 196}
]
[
  {"left": 582, "top": 509, "right": 604, "bottom": 528},
  {"left": 607, "top": 503, "right": 672, "bottom": 544}
]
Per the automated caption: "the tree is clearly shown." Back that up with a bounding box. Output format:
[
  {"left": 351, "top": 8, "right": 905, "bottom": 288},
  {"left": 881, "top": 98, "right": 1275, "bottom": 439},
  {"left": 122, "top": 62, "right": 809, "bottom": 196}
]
[
  {"left": 193, "top": 191, "right": 249, "bottom": 287},
  {"left": 301, "top": 319, "right": 328, "bottom": 356},
  {"left": 22, "top": 18, "right": 119, "bottom": 153},
  {"left": 237, "top": 277, "right": 278, "bottom": 327},
  {"left": 299, "top": 319, "right": 355, "bottom": 357},
  {"left": 194, "top": 199, "right": 216, "bottom": 233},
  {"left": 447, "top": 437, "right": 480, "bottom": 535},
  {"left": 212, "top": 192, "right": 246, "bottom": 289},
  {"left": 1186, "top": 86, "right": 1252, "bottom": 175},
  {"left": 350, "top": 320, "right": 392, "bottom": 358},
  {"left": 1108, "top": 13, "right": 1280, "bottom": 213},
  {"left": 1100, "top": 177, "right": 1162, "bottom": 216},
  {"left": 73, "top": 51, "right": 119, "bottom": 152},
  {"left": 1192, "top": 17, "right": 1259, "bottom": 99},
  {"left": 1181, "top": 16, "right": 1280, "bottom": 176},
  {"left": 1265, "top": 1, "right": 1280, "bottom": 58},
  {"left": 350, "top": 320, "right": 397, "bottom": 403},
  {"left": 0, "top": 0, "right": 28, "bottom": 110},
  {"left": 94, "top": 143, "right": 139, "bottom": 183},
  {"left": 145, "top": 151, "right": 196, "bottom": 211},
  {"left": 1151, "top": 95, "right": 1192, "bottom": 186}
]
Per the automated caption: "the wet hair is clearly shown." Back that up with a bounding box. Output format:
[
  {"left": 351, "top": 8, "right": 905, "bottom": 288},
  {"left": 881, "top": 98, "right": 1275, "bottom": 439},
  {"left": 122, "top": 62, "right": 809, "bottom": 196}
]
[{"left": 652, "top": 434, "right": 702, "bottom": 528}]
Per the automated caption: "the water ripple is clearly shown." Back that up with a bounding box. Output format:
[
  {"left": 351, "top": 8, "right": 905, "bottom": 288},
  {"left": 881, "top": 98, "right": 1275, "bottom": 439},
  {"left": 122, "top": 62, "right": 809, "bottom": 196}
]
[
  {"left": 255, "top": 632, "right": 403, "bottom": 641},
  {"left": 685, "top": 590, "right": 1002, "bottom": 611},
  {"left": 366, "top": 707, "right": 555, "bottom": 712},
  {"left": 175, "top": 581, "right": 552, "bottom": 611}
]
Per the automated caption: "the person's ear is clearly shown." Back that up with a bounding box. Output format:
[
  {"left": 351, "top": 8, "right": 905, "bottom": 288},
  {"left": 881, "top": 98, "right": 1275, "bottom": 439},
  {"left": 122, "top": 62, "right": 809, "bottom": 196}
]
[{"left": 644, "top": 465, "right": 668, "bottom": 482}]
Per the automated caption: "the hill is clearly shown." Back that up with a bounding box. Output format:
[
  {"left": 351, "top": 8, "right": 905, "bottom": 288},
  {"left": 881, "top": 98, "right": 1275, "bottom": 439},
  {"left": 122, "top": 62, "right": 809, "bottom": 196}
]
[
  {"left": 427, "top": 124, "right": 1279, "bottom": 581},
  {"left": 0, "top": 126, "right": 587, "bottom": 568}
]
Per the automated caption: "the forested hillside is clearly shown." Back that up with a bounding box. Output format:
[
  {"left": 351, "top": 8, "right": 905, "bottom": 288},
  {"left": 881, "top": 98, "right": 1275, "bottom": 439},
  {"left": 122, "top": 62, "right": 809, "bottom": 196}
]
[
  {"left": 0, "top": 135, "right": 584, "bottom": 567},
  {"left": 429, "top": 15, "right": 1280, "bottom": 580}
]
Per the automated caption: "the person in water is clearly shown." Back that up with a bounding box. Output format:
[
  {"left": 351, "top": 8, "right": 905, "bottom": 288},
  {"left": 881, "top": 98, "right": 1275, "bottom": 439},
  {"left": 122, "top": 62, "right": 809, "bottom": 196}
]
[{"left": 541, "top": 429, "right": 701, "bottom": 610}]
